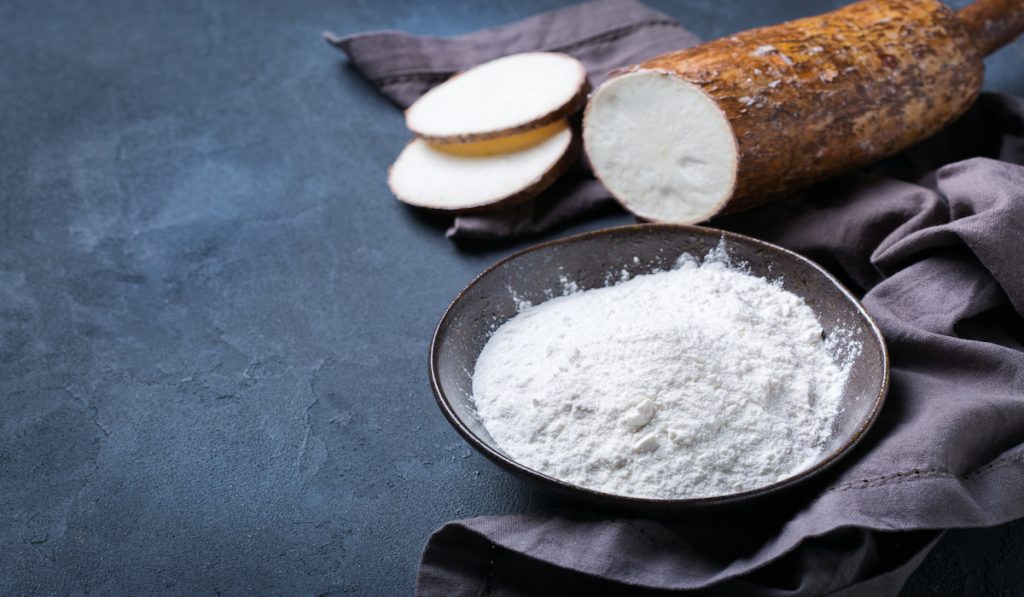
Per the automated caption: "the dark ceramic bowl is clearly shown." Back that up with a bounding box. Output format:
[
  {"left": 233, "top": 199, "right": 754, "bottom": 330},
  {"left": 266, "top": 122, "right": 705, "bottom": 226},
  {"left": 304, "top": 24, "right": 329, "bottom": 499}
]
[{"left": 429, "top": 224, "right": 888, "bottom": 511}]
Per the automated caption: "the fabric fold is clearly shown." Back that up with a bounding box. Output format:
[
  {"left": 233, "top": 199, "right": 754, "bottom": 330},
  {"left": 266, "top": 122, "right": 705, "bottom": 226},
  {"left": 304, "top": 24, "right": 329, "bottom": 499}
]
[
  {"left": 328, "top": 0, "right": 697, "bottom": 108},
  {"left": 413, "top": 95, "right": 1024, "bottom": 594},
  {"left": 329, "top": 2, "right": 1024, "bottom": 594}
]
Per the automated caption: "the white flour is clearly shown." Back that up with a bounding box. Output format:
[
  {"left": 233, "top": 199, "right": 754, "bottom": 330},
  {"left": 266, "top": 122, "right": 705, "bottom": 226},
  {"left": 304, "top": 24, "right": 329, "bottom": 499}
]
[{"left": 471, "top": 247, "right": 852, "bottom": 499}]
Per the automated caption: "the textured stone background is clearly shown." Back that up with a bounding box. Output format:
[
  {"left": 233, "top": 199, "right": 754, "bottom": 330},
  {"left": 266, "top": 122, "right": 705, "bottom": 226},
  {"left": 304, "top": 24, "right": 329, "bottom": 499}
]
[{"left": 1, "top": 0, "right": 1021, "bottom": 595}]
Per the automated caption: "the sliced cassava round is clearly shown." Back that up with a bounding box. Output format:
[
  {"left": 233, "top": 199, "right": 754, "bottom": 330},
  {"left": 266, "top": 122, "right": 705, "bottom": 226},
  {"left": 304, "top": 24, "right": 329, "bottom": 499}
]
[
  {"left": 388, "top": 121, "right": 576, "bottom": 213},
  {"left": 405, "top": 52, "right": 587, "bottom": 144},
  {"left": 583, "top": 0, "right": 1020, "bottom": 224}
]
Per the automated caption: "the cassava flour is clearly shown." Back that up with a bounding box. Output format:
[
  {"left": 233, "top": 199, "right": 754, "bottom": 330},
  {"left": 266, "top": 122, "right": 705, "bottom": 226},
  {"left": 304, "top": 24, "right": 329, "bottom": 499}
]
[{"left": 471, "top": 248, "right": 852, "bottom": 499}]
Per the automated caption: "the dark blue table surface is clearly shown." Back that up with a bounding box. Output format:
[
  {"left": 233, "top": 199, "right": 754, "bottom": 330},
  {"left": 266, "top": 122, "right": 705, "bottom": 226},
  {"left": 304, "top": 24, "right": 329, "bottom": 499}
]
[{"left": 2, "top": 1, "right": 1021, "bottom": 594}]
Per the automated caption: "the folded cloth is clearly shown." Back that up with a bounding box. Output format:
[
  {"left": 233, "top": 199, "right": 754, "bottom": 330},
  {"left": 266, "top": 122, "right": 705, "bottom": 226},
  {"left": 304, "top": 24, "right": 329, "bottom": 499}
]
[
  {"left": 416, "top": 94, "right": 1024, "bottom": 597},
  {"left": 330, "top": 3, "right": 1024, "bottom": 595},
  {"left": 328, "top": 0, "right": 699, "bottom": 240}
]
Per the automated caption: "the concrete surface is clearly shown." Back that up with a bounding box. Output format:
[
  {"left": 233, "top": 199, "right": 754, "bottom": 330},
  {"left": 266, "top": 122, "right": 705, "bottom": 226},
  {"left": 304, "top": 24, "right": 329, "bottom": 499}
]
[{"left": 1, "top": 0, "right": 1021, "bottom": 595}]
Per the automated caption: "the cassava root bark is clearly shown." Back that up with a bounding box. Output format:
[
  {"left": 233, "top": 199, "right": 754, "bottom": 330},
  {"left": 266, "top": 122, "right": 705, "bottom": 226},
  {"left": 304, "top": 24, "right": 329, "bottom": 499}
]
[{"left": 584, "top": 0, "right": 1023, "bottom": 223}]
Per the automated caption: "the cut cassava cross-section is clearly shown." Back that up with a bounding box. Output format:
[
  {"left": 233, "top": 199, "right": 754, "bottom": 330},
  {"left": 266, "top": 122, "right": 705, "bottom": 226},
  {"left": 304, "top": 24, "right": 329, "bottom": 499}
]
[
  {"left": 584, "top": 72, "right": 739, "bottom": 224},
  {"left": 388, "top": 121, "right": 576, "bottom": 213},
  {"left": 405, "top": 52, "right": 587, "bottom": 144},
  {"left": 584, "top": 0, "right": 1021, "bottom": 224}
]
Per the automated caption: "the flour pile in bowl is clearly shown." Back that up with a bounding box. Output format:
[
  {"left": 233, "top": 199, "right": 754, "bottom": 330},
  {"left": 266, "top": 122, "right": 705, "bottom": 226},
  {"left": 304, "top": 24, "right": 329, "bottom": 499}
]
[{"left": 471, "top": 248, "right": 854, "bottom": 499}]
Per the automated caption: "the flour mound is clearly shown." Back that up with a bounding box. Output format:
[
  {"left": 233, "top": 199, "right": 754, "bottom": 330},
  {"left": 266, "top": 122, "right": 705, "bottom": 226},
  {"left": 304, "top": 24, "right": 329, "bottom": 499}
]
[{"left": 471, "top": 250, "right": 851, "bottom": 499}]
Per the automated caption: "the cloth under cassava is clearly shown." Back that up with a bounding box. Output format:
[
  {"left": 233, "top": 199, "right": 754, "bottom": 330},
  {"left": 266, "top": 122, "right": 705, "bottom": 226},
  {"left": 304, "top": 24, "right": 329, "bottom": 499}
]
[{"left": 330, "top": 2, "right": 1024, "bottom": 594}]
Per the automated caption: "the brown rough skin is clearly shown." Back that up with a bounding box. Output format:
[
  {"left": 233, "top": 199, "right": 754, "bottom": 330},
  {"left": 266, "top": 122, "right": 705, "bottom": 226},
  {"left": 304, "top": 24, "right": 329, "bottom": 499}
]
[
  {"left": 958, "top": 0, "right": 1024, "bottom": 57},
  {"left": 631, "top": 0, "right": 985, "bottom": 215}
]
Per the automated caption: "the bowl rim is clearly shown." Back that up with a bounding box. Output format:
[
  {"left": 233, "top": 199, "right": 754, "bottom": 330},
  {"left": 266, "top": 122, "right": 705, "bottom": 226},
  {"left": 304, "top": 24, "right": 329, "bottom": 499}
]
[{"left": 428, "top": 223, "right": 890, "bottom": 508}]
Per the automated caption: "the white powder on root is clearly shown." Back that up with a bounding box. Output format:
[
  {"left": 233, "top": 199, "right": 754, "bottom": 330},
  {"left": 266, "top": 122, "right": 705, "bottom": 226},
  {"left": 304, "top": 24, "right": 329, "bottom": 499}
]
[{"left": 471, "top": 247, "right": 853, "bottom": 499}]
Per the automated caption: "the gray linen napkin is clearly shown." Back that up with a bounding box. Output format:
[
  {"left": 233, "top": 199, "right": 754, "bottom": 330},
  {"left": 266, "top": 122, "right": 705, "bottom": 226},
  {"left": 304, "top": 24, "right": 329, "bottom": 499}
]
[
  {"left": 329, "top": 3, "right": 1024, "bottom": 595},
  {"left": 415, "top": 93, "right": 1024, "bottom": 596},
  {"left": 326, "top": 0, "right": 698, "bottom": 240}
]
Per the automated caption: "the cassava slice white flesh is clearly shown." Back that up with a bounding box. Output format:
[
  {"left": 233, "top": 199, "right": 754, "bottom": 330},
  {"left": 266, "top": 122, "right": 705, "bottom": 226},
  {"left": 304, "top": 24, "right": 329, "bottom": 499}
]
[
  {"left": 388, "top": 121, "right": 575, "bottom": 213},
  {"left": 583, "top": 71, "right": 739, "bottom": 224},
  {"left": 405, "top": 52, "right": 587, "bottom": 144}
]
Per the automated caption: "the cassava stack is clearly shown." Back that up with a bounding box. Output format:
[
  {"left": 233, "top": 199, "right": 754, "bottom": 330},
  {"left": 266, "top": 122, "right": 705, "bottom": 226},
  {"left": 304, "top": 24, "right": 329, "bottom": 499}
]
[
  {"left": 584, "top": 0, "right": 1024, "bottom": 224},
  {"left": 388, "top": 52, "right": 587, "bottom": 213}
]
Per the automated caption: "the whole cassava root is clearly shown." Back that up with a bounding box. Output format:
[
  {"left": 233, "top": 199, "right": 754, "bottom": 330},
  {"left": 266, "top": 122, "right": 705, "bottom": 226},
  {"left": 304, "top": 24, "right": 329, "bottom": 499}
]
[{"left": 583, "top": 0, "right": 1024, "bottom": 224}]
